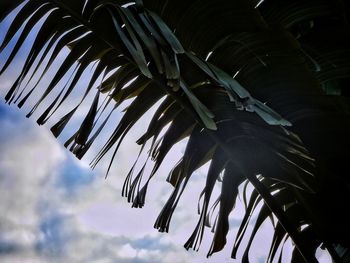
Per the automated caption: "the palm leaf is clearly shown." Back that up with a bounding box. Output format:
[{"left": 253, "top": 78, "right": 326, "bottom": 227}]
[{"left": 1, "top": 0, "right": 349, "bottom": 261}]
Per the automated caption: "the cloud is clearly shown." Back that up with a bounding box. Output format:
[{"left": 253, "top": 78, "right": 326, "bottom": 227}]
[
  {"left": 0, "top": 104, "right": 214, "bottom": 263},
  {"left": 0, "top": 106, "right": 65, "bottom": 246},
  {"left": 0, "top": 104, "right": 297, "bottom": 263}
]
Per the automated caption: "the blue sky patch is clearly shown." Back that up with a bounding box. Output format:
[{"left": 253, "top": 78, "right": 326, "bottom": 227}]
[
  {"left": 36, "top": 214, "right": 71, "bottom": 257},
  {"left": 56, "top": 158, "right": 95, "bottom": 196}
]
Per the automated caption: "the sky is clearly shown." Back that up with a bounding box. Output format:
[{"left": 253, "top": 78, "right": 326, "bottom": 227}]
[
  {"left": 0, "top": 82, "right": 272, "bottom": 263},
  {"left": 0, "top": 3, "right": 333, "bottom": 263}
]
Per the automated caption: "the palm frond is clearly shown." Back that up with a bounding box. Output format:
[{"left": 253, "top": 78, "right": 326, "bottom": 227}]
[{"left": 1, "top": 0, "right": 349, "bottom": 262}]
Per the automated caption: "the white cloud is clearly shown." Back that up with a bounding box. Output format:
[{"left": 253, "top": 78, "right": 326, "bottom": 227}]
[
  {"left": 0, "top": 109, "right": 66, "bottom": 249},
  {"left": 0, "top": 105, "right": 208, "bottom": 263}
]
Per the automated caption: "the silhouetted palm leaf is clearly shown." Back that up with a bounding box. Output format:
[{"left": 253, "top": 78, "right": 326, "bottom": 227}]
[{"left": 0, "top": 0, "right": 349, "bottom": 262}]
